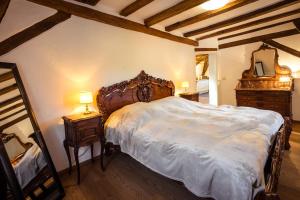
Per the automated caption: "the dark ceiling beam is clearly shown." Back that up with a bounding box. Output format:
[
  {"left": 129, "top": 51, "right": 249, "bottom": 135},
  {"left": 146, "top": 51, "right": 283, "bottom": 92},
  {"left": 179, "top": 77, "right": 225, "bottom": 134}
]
[
  {"left": 26, "top": 0, "right": 198, "bottom": 46},
  {"left": 195, "top": 48, "right": 217, "bottom": 52},
  {"left": 197, "top": 8, "right": 300, "bottom": 40},
  {"left": 0, "top": 0, "right": 10, "bottom": 23},
  {"left": 218, "top": 18, "right": 296, "bottom": 41},
  {"left": 0, "top": 12, "right": 71, "bottom": 56},
  {"left": 264, "top": 39, "right": 300, "bottom": 58},
  {"left": 74, "top": 0, "right": 101, "bottom": 6},
  {"left": 144, "top": 0, "right": 209, "bottom": 27},
  {"left": 294, "top": 18, "right": 300, "bottom": 31},
  {"left": 219, "top": 29, "right": 300, "bottom": 49},
  {"left": 165, "top": 0, "right": 259, "bottom": 32},
  {"left": 184, "top": 0, "right": 299, "bottom": 37},
  {"left": 120, "top": 0, "right": 154, "bottom": 17}
]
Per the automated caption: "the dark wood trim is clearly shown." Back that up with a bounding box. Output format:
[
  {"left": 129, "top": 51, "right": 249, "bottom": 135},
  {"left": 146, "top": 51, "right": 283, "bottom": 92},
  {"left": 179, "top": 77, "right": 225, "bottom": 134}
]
[
  {"left": 197, "top": 9, "right": 300, "bottom": 40},
  {"left": 144, "top": 0, "right": 209, "bottom": 27},
  {"left": 120, "top": 0, "right": 154, "bottom": 17},
  {"left": 218, "top": 19, "right": 296, "bottom": 41},
  {"left": 294, "top": 18, "right": 300, "bottom": 31},
  {"left": 0, "top": 62, "right": 65, "bottom": 198},
  {"left": 26, "top": 0, "right": 198, "bottom": 46},
  {"left": 0, "top": 0, "right": 10, "bottom": 23},
  {"left": 165, "top": 0, "right": 259, "bottom": 32},
  {"left": 184, "top": 0, "right": 299, "bottom": 37},
  {"left": 0, "top": 71, "right": 14, "bottom": 83},
  {"left": 74, "top": 0, "right": 101, "bottom": 6},
  {"left": 0, "top": 83, "right": 18, "bottom": 96},
  {"left": 219, "top": 29, "right": 300, "bottom": 49},
  {"left": 58, "top": 155, "right": 101, "bottom": 176},
  {"left": 195, "top": 48, "right": 217, "bottom": 52},
  {"left": 0, "top": 11, "right": 70, "bottom": 56},
  {"left": 264, "top": 39, "right": 300, "bottom": 58},
  {"left": 0, "top": 114, "right": 29, "bottom": 131},
  {"left": 0, "top": 102, "right": 24, "bottom": 115},
  {"left": 0, "top": 140, "right": 24, "bottom": 200},
  {"left": 0, "top": 95, "right": 22, "bottom": 108},
  {"left": 0, "top": 108, "right": 27, "bottom": 122}
]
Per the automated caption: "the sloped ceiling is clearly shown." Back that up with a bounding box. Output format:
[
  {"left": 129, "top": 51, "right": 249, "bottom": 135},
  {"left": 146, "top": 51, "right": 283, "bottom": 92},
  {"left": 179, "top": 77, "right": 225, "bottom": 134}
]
[{"left": 1, "top": 0, "right": 300, "bottom": 49}]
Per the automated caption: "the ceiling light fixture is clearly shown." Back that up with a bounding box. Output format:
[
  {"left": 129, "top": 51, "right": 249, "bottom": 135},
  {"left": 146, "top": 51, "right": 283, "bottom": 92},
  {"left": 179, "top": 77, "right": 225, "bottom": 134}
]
[{"left": 201, "top": 0, "right": 230, "bottom": 10}]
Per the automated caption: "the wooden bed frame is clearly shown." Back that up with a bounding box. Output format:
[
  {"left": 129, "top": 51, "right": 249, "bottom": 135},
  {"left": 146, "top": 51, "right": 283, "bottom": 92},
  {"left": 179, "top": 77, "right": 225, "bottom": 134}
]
[{"left": 97, "top": 71, "right": 285, "bottom": 200}]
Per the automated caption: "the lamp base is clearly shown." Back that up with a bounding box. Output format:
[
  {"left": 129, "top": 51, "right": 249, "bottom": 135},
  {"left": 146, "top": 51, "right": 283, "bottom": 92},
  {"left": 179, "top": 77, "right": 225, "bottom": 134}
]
[
  {"left": 83, "top": 104, "right": 92, "bottom": 115},
  {"left": 83, "top": 111, "right": 92, "bottom": 115}
]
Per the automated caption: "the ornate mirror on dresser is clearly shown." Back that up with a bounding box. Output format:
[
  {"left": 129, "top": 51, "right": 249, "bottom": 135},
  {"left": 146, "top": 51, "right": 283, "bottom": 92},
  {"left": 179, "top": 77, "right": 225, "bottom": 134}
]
[
  {"left": 236, "top": 44, "right": 294, "bottom": 150},
  {"left": 0, "top": 62, "right": 64, "bottom": 199}
]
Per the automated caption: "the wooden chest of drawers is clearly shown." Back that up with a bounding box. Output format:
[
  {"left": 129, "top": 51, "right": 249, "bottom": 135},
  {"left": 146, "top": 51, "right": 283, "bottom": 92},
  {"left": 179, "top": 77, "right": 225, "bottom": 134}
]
[
  {"left": 236, "top": 89, "right": 293, "bottom": 149},
  {"left": 179, "top": 92, "right": 199, "bottom": 102}
]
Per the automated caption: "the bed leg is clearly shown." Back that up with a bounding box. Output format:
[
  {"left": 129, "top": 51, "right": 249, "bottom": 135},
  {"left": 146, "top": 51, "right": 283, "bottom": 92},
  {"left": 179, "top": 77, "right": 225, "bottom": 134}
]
[{"left": 105, "top": 142, "right": 113, "bottom": 156}]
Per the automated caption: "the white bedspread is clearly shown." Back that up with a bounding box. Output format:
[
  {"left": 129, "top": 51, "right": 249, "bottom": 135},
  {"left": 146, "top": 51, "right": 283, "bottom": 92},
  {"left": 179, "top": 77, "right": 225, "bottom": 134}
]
[
  {"left": 13, "top": 144, "right": 47, "bottom": 188},
  {"left": 105, "top": 96, "right": 284, "bottom": 200}
]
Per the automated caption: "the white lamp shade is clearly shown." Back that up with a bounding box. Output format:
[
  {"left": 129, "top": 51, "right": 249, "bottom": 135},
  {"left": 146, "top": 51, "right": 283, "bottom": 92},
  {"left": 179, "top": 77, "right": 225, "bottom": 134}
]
[
  {"left": 80, "top": 91, "right": 93, "bottom": 104},
  {"left": 181, "top": 81, "right": 190, "bottom": 89}
]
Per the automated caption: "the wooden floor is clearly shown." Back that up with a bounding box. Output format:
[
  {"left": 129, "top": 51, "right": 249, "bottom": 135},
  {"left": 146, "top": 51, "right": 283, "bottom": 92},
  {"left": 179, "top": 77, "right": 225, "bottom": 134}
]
[
  {"left": 60, "top": 123, "right": 300, "bottom": 200},
  {"left": 277, "top": 122, "right": 300, "bottom": 200}
]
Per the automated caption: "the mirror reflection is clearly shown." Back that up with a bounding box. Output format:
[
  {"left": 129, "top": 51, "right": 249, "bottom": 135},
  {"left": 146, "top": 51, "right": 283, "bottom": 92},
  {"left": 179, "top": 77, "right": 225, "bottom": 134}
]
[
  {"left": 0, "top": 68, "right": 48, "bottom": 196},
  {"left": 253, "top": 48, "right": 276, "bottom": 76}
]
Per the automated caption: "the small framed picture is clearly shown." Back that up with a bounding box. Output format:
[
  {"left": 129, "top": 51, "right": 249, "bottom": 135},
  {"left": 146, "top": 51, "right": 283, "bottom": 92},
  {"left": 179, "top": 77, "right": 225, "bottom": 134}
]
[{"left": 255, "top": 62, "right": 264, "bottom": 76}]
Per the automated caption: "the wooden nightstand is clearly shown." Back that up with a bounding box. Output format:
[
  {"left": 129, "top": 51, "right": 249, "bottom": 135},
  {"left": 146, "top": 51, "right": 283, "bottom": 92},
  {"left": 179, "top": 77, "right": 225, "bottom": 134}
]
[
  {"left": 62, "top": 112, "right": 105, "bottom": 184},
  {"left": 179, "top": 92, "right": 199, "bottom": 102}
]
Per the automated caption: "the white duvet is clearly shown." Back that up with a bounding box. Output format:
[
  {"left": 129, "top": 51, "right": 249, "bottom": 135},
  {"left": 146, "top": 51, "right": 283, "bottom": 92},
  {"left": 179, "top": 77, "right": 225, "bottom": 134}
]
[
  {"left": 105, "top": 96, "right": 284, "bottom": 200},
  {"left": 14, "top": 144, "right": 47, "bottom": 188}
]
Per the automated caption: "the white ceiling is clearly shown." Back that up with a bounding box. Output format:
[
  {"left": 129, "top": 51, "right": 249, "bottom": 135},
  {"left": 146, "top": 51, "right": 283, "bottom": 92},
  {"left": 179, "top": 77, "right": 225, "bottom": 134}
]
[{"left": 1, "top": 0, "right": 300, "bottom": 47}]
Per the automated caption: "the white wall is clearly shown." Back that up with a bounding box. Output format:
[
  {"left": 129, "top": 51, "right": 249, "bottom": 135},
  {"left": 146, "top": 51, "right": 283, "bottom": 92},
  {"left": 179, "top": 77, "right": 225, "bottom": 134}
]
[
  {"left": 208, "top": 54, "right": 218, "bottom": 105},
  {"left": 0, "top": 2, "right": 196, "bottom": 171},
  {"left": 217, "top": 38, "right": 300, "bottom": 121}
]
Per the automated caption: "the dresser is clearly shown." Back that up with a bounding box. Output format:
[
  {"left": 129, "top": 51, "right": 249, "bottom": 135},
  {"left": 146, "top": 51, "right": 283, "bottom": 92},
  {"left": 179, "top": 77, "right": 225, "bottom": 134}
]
[
  {"left": 179, "top": 92, "right": 199, "bottom": 102},
  {"left": 236, "top": 44, "right": 293, "bottom": 149}
]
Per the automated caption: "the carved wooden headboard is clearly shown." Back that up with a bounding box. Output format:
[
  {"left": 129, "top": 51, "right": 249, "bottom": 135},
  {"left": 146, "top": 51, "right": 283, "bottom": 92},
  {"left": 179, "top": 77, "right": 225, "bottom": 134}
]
[{"left": 97, "top": 71, "right": 175, "bottom": 121}]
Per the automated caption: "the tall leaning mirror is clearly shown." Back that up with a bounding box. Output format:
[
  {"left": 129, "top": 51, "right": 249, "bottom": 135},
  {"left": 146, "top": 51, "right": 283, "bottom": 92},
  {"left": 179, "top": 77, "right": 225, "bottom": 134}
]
[{"left": 0, "top": 62, "right": 64, "bottom": 200}]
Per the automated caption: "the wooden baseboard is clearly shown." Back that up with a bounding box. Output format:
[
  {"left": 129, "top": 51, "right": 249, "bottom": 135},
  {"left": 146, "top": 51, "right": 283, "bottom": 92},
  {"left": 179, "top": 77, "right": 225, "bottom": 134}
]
[
  {"left": 293, "top": 120, "right": 300, "bottom": 123},
  {"left": 58, "top": 156, "right": 100, "bottom": 176}
]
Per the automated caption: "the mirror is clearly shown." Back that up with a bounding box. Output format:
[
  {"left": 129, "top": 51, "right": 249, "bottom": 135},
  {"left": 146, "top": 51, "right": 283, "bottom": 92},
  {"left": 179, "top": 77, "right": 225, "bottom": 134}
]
[
  {"left": 253, "top": 47, "right": 276, "bottom": 76},
  {"left": 0, "top": 63, "right": 64, "bottom": 200}
]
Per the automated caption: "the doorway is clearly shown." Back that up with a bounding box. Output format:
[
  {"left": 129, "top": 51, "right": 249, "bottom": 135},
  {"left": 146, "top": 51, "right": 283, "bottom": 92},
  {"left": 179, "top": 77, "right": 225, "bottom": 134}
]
[{"left": 195, "top": 54, "right": 218, "bottom": 105}]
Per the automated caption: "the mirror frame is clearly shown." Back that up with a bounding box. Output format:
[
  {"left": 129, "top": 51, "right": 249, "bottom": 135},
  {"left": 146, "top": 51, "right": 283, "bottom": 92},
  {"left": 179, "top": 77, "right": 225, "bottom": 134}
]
[
  {"left": 0, "top": 62, "right": 64, "bottom": 199},
  {"left": 242, "top": 44, "right": 291, "bottom": 79}
]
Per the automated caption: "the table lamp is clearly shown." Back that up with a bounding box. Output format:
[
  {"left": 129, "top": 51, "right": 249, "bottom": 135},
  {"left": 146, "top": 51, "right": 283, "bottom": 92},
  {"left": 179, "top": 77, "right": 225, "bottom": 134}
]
[
  {"left": 80, "top": 91, "right": 93, "bottom": 114},
  {"left": 181, "top": 81, "right": 189, "bottom": 92}
]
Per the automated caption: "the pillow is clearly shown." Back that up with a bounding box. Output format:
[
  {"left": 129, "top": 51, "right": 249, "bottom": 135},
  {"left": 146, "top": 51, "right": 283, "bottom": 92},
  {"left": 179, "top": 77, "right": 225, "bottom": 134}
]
[{"left": 1, "top": 133, "right": 32, "bottom": 163}]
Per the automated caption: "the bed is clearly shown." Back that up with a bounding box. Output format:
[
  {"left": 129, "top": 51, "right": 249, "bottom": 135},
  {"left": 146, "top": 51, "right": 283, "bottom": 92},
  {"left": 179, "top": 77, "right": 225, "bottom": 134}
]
[
  {"left": 97, "top": 71, "right": 286, "bottom": 200},
  {"left": 197, "top": 79, "right": 209, "bottom": 94}
]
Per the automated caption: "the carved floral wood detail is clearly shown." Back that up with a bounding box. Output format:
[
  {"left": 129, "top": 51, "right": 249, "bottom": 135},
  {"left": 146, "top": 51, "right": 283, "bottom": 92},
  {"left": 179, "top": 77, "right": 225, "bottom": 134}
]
[
  {"left": 97, "top": 71, "right": 175, "bottom": 121},
  {"left": 238, "top": 44, "right": 293, "bottom": 90}
]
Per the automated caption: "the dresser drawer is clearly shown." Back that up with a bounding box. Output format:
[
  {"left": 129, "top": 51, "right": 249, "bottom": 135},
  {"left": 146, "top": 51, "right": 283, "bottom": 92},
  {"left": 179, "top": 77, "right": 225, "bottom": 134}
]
[{"left": 236, "top": 90, "right": 292, "bottom": 117}]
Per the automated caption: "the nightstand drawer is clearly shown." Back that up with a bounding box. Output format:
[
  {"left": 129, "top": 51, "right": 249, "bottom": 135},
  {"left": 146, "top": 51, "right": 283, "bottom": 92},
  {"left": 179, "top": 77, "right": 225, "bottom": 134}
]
[
  {"left": 78, "top": 128, "right": 99, "bottom": 144},
  {"left": 76, "top": 118, "right": 100, "bottom": 130}
]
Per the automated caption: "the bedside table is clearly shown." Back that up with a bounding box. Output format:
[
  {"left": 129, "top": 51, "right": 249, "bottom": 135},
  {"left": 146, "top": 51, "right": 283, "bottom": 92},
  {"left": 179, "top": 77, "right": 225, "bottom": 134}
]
[
  {"left": 62, "top": 112, "right": 105, "bottom": 184},
  {"left": 179, "top": 92, "right": 199, "bottom": 102}
]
